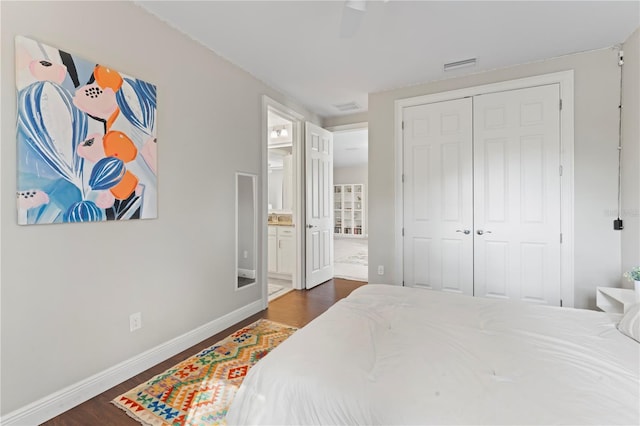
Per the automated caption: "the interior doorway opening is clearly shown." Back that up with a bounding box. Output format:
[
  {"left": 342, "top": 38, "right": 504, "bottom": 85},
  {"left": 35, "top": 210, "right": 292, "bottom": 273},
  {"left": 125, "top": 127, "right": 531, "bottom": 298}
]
[
  {"left": 267, "top": 109, "right": 297, "bottom": 302},
  {"left": 259, "top": 96, "right": 305, "bottom": 309},
  {"left": 331, "top": 124, "right": 369, "bottom": 283}
]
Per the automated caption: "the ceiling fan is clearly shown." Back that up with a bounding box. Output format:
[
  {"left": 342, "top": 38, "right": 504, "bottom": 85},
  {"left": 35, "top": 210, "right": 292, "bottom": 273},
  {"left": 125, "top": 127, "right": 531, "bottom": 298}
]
[
  {"left": 340, "top": 0, "right": 391, "bottom": 38},
  {"left": 340, "top": 0, "right": 368, "bottom": 38},
  {"left": 345, "top": 0, "right": 367, "bottom": 12}
]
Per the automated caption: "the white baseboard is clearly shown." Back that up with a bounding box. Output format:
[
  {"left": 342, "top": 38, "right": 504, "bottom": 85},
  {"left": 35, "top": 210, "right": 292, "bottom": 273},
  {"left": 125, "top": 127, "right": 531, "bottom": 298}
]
[
  {"left": 1, "top": 299, "right": 264, "bottom": 426},
  {"left": 238, "top": 268, "right": 256, "bottom": 279},
  {"left": 268, "top": 271, "right": 293, "bottom": 280}
]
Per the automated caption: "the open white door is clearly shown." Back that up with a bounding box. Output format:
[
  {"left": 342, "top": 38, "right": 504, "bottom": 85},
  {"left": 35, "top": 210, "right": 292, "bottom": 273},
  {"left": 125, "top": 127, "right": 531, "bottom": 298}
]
[{"left": 305, "top": 122, "right": 334, "bottom": 289}]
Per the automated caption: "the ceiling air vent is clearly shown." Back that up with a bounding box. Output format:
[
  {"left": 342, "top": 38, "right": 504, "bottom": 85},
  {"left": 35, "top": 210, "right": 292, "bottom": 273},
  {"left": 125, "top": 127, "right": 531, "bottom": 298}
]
[
  {"left": 444, "top": 58, "right": 477, "bottom": 71},
  {"left": 333, "top": 101, "right": 360, "bottom": 112}
]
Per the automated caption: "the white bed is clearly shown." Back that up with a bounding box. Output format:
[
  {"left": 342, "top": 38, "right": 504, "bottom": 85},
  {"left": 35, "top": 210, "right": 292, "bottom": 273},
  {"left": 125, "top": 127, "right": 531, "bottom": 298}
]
[{"left": 227, "top": 284, "right": 640, "bottom": 425}]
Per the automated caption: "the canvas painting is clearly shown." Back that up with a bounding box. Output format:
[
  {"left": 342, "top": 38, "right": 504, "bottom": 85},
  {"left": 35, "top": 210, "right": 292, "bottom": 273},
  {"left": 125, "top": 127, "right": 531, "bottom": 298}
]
[{"left": 15, "top": 36, "right": 157, "bottom": 225}]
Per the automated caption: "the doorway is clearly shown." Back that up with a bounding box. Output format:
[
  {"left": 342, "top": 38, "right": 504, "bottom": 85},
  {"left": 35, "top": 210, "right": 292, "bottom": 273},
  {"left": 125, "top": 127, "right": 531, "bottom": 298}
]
[
  {"left": 267, "top": 110, "right": 296, "bottom": 301},
  {"left": 262, "top": 97, "right": 304, "bottom": 305},
  {"left": 331, "top": 124, "right": 369, "bottom": 283}
]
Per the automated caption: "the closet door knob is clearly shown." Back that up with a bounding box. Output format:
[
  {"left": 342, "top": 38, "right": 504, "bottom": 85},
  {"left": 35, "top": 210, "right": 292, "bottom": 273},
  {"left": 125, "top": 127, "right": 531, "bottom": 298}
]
[
  {"left": 476, "top": 230, "right": 492, "bottom": 235},
  {"left": 456, "top": 229, "right": 471, "bottom": 235}
]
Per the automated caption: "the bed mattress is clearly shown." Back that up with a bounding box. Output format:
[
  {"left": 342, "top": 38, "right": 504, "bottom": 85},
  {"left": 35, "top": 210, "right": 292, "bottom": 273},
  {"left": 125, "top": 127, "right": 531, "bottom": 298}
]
[{"left": 226, "top": 284, "right": 640, "bottom": 425}]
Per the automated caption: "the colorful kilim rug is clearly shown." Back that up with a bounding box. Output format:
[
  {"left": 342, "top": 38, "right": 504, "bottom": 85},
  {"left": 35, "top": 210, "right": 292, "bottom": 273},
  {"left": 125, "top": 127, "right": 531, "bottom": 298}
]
[{"left": 112, "top": 319, "right": 297, "bottom": 425}]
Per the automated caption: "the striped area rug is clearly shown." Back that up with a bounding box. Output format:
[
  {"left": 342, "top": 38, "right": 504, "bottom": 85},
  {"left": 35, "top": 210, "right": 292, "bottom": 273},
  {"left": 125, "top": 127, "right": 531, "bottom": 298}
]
[{"left": 112, "top": 319, "right": 297, "bottom": 425}]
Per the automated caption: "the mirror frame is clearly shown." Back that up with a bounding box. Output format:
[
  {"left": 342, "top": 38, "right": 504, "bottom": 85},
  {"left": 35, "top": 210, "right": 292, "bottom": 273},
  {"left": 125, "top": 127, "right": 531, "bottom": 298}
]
[{"left": 235, "top": 172, "right": 258, "bottom": 290}]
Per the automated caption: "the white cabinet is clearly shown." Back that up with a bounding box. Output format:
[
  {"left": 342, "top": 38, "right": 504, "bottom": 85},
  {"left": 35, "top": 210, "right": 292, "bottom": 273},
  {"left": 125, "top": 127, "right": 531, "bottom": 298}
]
[
  {"left": 334, "top": 184, "right": 365, "bottom": 237},
  {"left": 276, "top": 227, "right": 294, "bottom": 275},
  {"left": 268, "top": 226, "right": 278, "bottom": 273},
  {"left": 268, "top": 225, "right": 294, "bottom": 276}
]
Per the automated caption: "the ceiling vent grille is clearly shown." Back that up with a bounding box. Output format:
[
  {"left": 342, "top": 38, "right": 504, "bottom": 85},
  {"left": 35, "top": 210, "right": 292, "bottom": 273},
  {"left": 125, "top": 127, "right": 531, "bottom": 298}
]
[
  {"left": 333, "top": 101, "right": 360, "bottom": 112},
  {"left": 444, "top": 58, "right": 477, "bottom": 71}
]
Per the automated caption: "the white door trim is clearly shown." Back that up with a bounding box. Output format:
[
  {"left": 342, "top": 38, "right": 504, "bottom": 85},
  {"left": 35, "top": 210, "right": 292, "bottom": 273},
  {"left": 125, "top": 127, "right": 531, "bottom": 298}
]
[
  {"left": 261, "top": 96, "right": 305, "bottom": 308},
  {"left": 324, "top": 121, "right": 368, "bottom": 132},
  {"left": 394, "top": 70, "right": 575, "bottom": 307}
]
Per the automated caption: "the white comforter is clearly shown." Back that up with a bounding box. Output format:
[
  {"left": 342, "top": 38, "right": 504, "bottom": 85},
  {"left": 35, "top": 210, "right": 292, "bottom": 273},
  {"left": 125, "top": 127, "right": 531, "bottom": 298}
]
[{"left": 227, "top": 285, "right": 640, "bottom": 425}]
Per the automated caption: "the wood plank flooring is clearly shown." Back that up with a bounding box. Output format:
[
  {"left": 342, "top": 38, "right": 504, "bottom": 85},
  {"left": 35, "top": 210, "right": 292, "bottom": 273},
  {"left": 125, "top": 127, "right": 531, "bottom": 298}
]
[{"left": 42, "top": 278, "right": 366, "bottom": 426}]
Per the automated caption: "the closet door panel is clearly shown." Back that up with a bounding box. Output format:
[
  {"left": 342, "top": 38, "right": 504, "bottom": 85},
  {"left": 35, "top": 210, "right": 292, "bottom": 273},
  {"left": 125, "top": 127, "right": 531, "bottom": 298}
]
[
  {"left": 520, "top": 135, "right": 545, "bottom": 223},
  {"left": 484, "top": 240, "right": 509, "bottom": 298},
  {"left": 483, "top": 138, "right": 509, "bottom": 223},
  {"left": 473, "top": 84, "right": 561, "bottom": 305},
  {"left": 403, "top": 98, "right": 473, "bottom": 294}
]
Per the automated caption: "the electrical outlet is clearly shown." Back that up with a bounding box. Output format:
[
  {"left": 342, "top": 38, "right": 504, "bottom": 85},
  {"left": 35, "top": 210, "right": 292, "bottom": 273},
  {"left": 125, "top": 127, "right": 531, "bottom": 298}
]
[
  {"left": 130, "top": 312, "right": 142, "bottom": 332},
  {"left": 377, "top": 265, "right": 384, "bottom": 275},
  {"left": 243, "top": 250, "right": 248, "bottom": 259}
]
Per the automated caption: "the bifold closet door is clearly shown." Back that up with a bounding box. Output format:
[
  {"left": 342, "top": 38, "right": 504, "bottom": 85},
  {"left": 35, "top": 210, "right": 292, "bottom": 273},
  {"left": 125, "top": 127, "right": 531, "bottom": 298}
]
[
  {"left": 473, "top": 84, "right": 561, "bottom": 304},
  {"left": 403, "top": 98, "right": 473, "bottom": 294}
]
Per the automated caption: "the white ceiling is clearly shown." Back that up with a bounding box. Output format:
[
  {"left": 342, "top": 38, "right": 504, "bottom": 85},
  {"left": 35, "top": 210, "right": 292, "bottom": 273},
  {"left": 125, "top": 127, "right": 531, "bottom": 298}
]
[{"left": 138, "top": 1, "right": 639, "bottom": 119}]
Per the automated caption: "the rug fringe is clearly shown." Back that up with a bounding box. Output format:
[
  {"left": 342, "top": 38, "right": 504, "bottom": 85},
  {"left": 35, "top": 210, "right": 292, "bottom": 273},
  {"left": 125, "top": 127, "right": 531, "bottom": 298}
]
[
  {"left": 253, "top": 318, "right": 297, "bottom": 330},
  {"left": 110, "top": 399, "right": 155, "bottom": 426}
]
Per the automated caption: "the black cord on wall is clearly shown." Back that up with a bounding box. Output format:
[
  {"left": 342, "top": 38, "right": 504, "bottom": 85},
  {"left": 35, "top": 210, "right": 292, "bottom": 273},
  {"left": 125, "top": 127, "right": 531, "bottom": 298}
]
[{"left": 614, "top": 47, "right": 624, "bottom": 231}]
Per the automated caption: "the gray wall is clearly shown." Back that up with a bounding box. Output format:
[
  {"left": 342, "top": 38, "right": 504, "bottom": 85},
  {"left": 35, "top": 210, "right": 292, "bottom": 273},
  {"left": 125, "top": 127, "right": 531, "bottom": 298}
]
[
  {"left": 0, "top": 1, "right": 318, "bottom": 415},
  {"left": 334, "top": 165, "right": 369, "bottom": 237},
  {"left": 621, "top": 28, "right": 640, "bottom": 281},
  {"left": 368, "top": 47, "right": 630, "bottom": 309}
]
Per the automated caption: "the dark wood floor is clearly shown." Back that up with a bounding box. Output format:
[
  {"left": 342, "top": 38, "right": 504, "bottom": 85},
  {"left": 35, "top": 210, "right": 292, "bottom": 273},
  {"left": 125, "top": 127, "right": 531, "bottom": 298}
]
[{"left": 42, "top": 278, "right": 366, "bottom": 425}]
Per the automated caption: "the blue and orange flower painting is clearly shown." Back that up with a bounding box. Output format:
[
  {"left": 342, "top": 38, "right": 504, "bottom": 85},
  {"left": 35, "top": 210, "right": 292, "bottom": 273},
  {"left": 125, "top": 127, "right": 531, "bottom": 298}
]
[{"left": 15, "top": 36, "right": 157, "bottom": 225}]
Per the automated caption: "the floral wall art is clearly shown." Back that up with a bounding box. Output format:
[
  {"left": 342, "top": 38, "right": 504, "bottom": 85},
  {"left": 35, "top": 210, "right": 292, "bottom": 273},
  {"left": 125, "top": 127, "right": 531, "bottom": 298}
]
[{"left": 15, "top": 36, "right": 157, "bottom": 225}]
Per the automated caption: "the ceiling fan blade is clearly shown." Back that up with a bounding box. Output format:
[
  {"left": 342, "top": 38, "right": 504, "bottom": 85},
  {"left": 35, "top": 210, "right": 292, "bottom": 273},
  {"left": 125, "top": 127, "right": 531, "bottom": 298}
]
[
  {"left": 340, "top": 1, "right": 366, "bottom": 38},
  {"left": 345, "top": 0, "right": 367, "bottom": 12}
]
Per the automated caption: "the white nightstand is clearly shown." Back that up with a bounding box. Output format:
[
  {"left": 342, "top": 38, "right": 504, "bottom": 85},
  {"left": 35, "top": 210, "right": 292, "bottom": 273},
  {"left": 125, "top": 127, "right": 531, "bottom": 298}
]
[{"left": 596, "top": 287, "right": 638, "bottom": 314}]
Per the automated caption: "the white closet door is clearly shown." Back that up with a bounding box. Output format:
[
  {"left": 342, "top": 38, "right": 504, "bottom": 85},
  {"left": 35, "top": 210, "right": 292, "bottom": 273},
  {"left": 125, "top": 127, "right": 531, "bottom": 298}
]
[
  {"left": 403, "top": 98, "right": 473, "bottom": 294},
  {"left": 473, "top": 84, "right": 561, "bottom": 304}
]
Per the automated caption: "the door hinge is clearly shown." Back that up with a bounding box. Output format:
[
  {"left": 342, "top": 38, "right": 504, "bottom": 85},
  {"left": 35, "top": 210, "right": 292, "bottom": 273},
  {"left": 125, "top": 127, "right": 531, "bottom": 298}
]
[
  {"left": 559, "top": 165, "right": 563, "bottom": 176},
  {"left": 402, "top": 280, "right": 405, "bottom": 286},
  {"left": 402, "top": 174, "right": 405, "bottom": 183},
  {"left": 560, "top": 299, "right": 563, "bottom": 307},
  {"left": 402, "top": 121, "right": 405, "bottom": 130},
  {"left": 560, "top": 233, "right": 563, "bottom": 243},
  {"left": 402, "top": 228, "right": 405, "bottom": 237},
  {"left": 559, "top": 99, "right": 563, "bottom": 110}
]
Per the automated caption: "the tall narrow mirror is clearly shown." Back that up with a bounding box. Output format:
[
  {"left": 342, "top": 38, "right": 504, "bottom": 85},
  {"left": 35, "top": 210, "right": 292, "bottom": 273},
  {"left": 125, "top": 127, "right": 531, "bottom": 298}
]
[{"left": 236, "top": 172, "right": 257, "bottom": 289}]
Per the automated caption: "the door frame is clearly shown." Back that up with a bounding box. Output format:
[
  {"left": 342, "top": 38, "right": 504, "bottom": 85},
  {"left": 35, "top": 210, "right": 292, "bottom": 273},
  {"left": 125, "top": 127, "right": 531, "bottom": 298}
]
[
  {"left": 261, "top": 96, "right": 305, "bottom": 309},
  {"left": 394, "top": 71, "right": 575, "bottom": 307}
]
